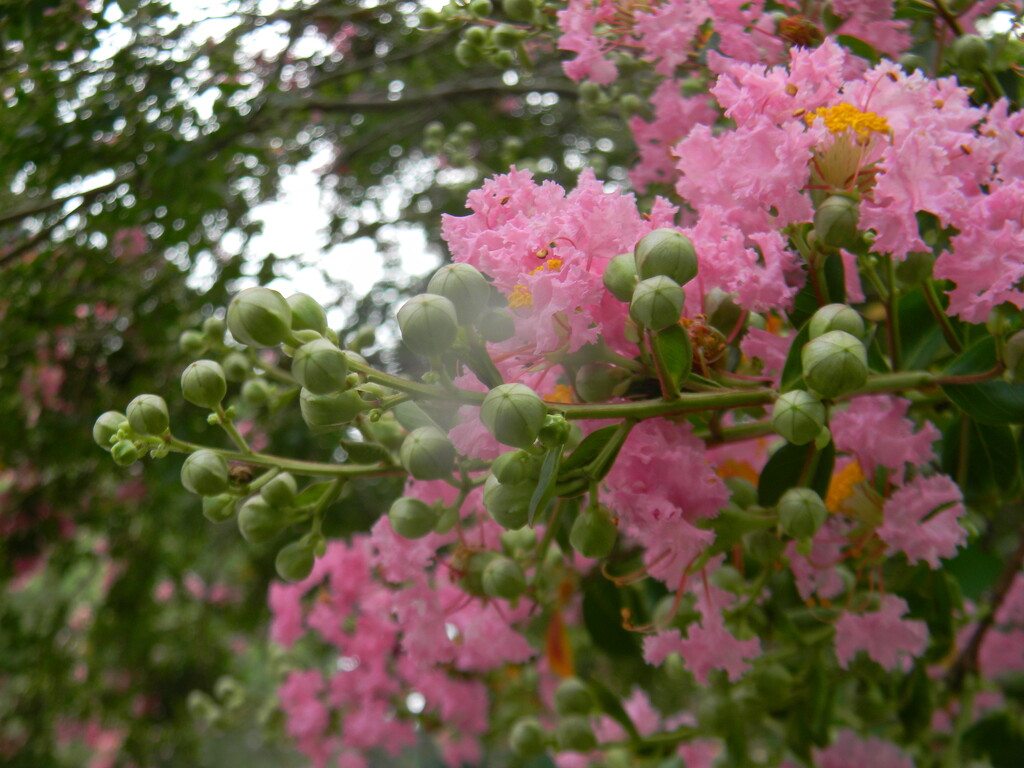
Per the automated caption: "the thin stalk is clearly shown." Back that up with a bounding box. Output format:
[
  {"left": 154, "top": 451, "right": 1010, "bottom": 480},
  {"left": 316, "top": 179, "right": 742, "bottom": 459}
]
[
  {"left": 921, "top": 279, "right": 963, "bottom": 353},
  {"left": 215, "top": 405, "right": 252, "bottom": 454},
  {"left": 885, "top": 256, "right": 903, "bottom": 370}
]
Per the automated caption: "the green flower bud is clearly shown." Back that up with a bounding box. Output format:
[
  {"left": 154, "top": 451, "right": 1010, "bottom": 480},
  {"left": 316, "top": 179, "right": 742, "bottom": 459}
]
[
  {"left": 397, "top": 294, "right": 459, "bottom": 357},
  {"left": 111, "top": 439, "right": 141, "bottom": 466},
  {"left": 482, "top": 556, "right": 527, "bottom": 600},
  {"left": 388, "top": 497, "right": 440, "bottom": 539},
  {"left": 400, "top": 426, "right": 456, "bottom": 480},
  {"left": 348, "top": 325, "right": 376, "bottom": 352},
  {"left": 181, "top": 450, "right": 230, "bottom": 496},
  {"left": 630, "top": 275, "right": 684, "bottom": 330},
  {"left": 127, "top": 394, "right": 169, "bottom": 436},
  {"left": 813, "top": 195, "right": 859, "bottom": 248},
  {"left": 287, "top": 293, "right": 328, "bottom": 334},
  {"left": 275, "top": 540, "right": 316, "bottom": 582},
  {"left": 554, "top": 678, "right": 595, "bottom": 716},
  {"left": 222, "top": 352, "right": 251, "bottom": 383},
  {"left": 1005, "top": 330, "right": 1024, "bottom": 383},
  {"left": 181, "top": 360, "right": 227, "bottom": 409},
  {"left": 898, "top": 53, "right": 927, "bottom": 74},
  {"left": 809, "top": 303, "right": 865, "bottom": 340},
  {"left": 464, "top": 25, "right": 489, "bottom": 47},
  {"left": 227, "top": 287, "right": 292, "bottom": 348},
  {"left": 492, "top": 23, "right": 523, "bottom": 48},
  {"left": 94, "top": 411, "right": 128, "bottom": 450},
  {"left": 634, "top": 228, "right": 698, "bottom": 286},
  {"left": 538, "top": 413, "right": 571, "bottom": 449},
  {"left": 569, "top": 505, "right": 617, "bottom": 559},
  {"left": 480, "top": 383, "right": 547, "bottom": 449},
  {"left": 555, "top": 715, "right": 597, "bottom": 752},
  {"left": 953, "top": 34, "right": 988, "bottom": 69},
  {"left": 237, "top": 497, "right": 286, "bottom": 544},
  {"left": 724, "top": 477, "right": 758, "bottom": 509},
  {"left": 426, "top": 263, "right": 491, "bottom": 323},
  {"left": 419, "top": 8, "right": 443, "bottom": 27},
  {"left": 482, "top": 474, "right": 531, "bottom": 530},
  {"left": 491, "top": 450, "right": 533, "bottom": 485},
  {"left": 455, "top": 40, "right": 481, "bottom": 67},
  {"left": 501, "top": 526, "right": 538, "bottom": 553},
  {"left": 299, "top": 388, "right": 366, "bottom": 432},
  {"left": 457, "top": 551, "right": 498, "bottom": 596},
  {"left": 477, "top": 308, "right": 515, "bottom": 343},
  {"left": 502, "top": 0, "right": 534, "bottom": 22},
  {"left": 179, "top": 329, "right": 206, "bottom": 355},
  {"left": 771, "top": 390, "right": 827, "bottom": 446},
  {"left": 603, "top": 253, "right": 638, "bottom": 302},
  {"left": 202, "top": 494, "right": 237, "bottom": 523},
  {"left": 260, "top": 473, "right": 297, "bottom": 508},
  {"left": 778, "top": 487, "right": 828, "bottom": 540},
  {"left": 470, "top": 0, "right": 493, "bottom": 16},
  {"left": 241, "top": 378, "right": 272, "bottom": 407},
  {"left": 202, "top": 316, "right": 225, "bottom": 342},
  {"left": 801, "top": 330, "right": 868, "bottom": 398},
  {"left": 509, "top": 717, "right": 548, "bottom": 758},
  {"left": 292, "top": 339, "right": 349, "bottom": 395},
  {"left": 574, "top": 362, "right": 631, "bottom": 403}
]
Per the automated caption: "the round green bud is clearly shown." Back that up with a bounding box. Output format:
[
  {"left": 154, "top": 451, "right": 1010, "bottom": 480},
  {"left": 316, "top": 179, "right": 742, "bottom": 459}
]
[
  {"left": 260, "top": 473, "right": 297, "bottom": 508},
  {"left": 241, "top": 378, "right": 272, "bottom": 407},
  {"left": 574, "top": 362, "right": 631, "bottom": 403},
  {"left": 299, "top": 388, "right": 366, "bottom": 432},
  {"left": 491, "top": 450, "right": 533, "bottom": 486},
  {"left": 464, "top": 25, "right": 488, "bottom": 47},
  {"left": 396, "top": 294, "right": 459, "bottom": 357},
  {"left": 470, "top": 0, "right": 493, "bottom": 15},
  {"left": 603, "top": 252, "right": 638, "bottom": 302},
  {"left": 287, "top": 293, "right": 328, "bottom": 334},
  {"left": 482, "top": 556, "right": 527, "bottom": 600},
  {"left": 275, "top": 540, "right": 316, "bottom": 582},
  {"left": 388, "top": 497, "right": 440, "bottom": 539},
  {"left": 477, "top": 308, "right": 515, "bottom": 343},
  {"left": 94, "top": 411, "right": 128, "bottom": 450},
  {"left": 634, "top": 228, "right": 699, "bottom": 286},
  {"left": 501, "top": 526, "right": 538, "bottom": 553},
  {"left": 509, "top": 717, "right": 548, "bottom": 758},
  {"left": 111, "top": 439, "right": 141, "bottom": 466},
  {"left": 292, "top": 339, "right": 349, "bottom": 395},
  {"left": 801, "top": 330, "right": 868, "bottom": 398},
  {"left": 771, "top": 390, "right": 827, "bottom": 446},
  {"left": 619, "top": 93, "right": 645, "bottom": 116},
  {"left": 480, "top": 383, "right": 547, "bottom": 449},
  {"left": 630, "top": 275, "right": 684, "bottom": 330},
  {"left": 237, "top": 497, "right": 286, "bottom": 544},
  {"left": 457, "top": 551, "right": 498, "bottom": 596},
  {"left": 809, "top": 303, "right": 865, "bottom": 340},
  {"left": 181, "top": 450, "right": 230, "bottom": 496},
  {"left": 126, "top": 394, "right": 169, "bottom": 436},
  {"left": 538, "top": 413, "right": 571, "bottom": 449},
  {"left": 181, "top": 360, "right": 227, "bottom": 409},
  {"left": 222, "top": 352, "right": 251, "bottom": 383},
  {"left": 419, "top": 8, "right": 442, "bottom": 27},
  {"left": 502, "top": 0, "right": 534, "bottom": 22},
  {"left": 400, "top": 426, "right": 457, "bottom": 480},
  {"left": 227, "top": 287, "right": 292, "bottom": 348},
  {"left": 491, "top": 23, "right": 523, "bottom": 48},
  {"left": 898, "top": 53, "right": 927, "bottom": 74},
  {"left": 202, "top": 494, "right": 237, "bottom": 523},
  {"left": 202, "top": 316, "right": 225, "bottom": 343},
  {"left": 1005, "top": 330, "right": 1024, "bottom": 383},
  {"left": 778, "top": 487, "right": 828, "bottom": 540},
  {"left": 813, "top": 195, "right": 859, "bottom": 248},
  {"left": 482, "top": 474, "right": 531, "bottom": 530},
  {"left": 724, "top": 476, "right": 758, "bottom": 509},
  {"left": 426, "top": 263, "right": 491, "bottom": 323},
  {"left": 348, "top": 325, "right": 376, "bottom": 352},
  {"left": 569, "top": 505, "right": 617, "bottom": 559},
  {"left": 953, "top": 34, "right": 988, "bottom": 70},
  {"left": 555, "top": 715, "right": 596, "bottom": 753},
  {"left": 554, "top": 678, "right": 595, "bottom": 716},
  {"left": 455, "top": 40, "right": 481, "bottom": 67},
  {"left": 179, "top": 329, "right": 206, "bottom": 355}
]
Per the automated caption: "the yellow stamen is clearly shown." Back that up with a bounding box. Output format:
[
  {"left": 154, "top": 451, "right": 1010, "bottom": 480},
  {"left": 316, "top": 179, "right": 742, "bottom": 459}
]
[
  {"left": 544, "top": 384, "right": 573, "bottom": 404},
  {"left": 508, "top": 284, "right": 533, "bottom": 309},
  {"left": 825, "top": 460, "right": 865, "bottom": 513},
  {"left": 529, "top": 258, "right": 564, "bottom": 275},
  {"left": 805, "top": 103, "right": 891, "bottom": 137}
]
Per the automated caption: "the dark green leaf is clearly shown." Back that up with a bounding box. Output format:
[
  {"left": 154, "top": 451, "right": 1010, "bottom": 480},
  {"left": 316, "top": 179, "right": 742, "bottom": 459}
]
[
  {"left": 580, "top": 574, "right": 643, "bottom": 658},
  {"left": 560, "top": 425, "right": 619, "bottom": 474},
  {"left": 941, "top": 416, "right": 1021, "bottom": 502},
  {"left": 528, "top": 447, "right": 561, "bottom": 525},
  {"left": 779, "top": 323, "right": 810, "bottom": 393},
  {"left": 651, "top": 324, "right": 692, "bottom": 396},
  {"left": 823, "top": 251, "right": 847, "bottom": 304},
  {"left": 338, "top": 439, "right": 393, "bottom": 464},
  {"left": 942, "top": 336, "right": 1024, "bottom": 424}
]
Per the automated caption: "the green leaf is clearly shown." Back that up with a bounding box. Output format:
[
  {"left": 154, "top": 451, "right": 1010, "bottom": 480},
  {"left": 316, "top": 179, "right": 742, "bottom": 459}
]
[
  {"left": 651, "top": 324, "right": 692, "bottom": 397},
  {"left": 898, "top": 662, "right": 933, "bottom": 740},
  {"left": 528, "top": 447, "right": 561, "bottom": 525},
  {"left": 941, "top": 416, "right": 1021, "bottom": 502},
  {"left": 942, "top": 336, "right": 1024, "bottom": 424},
  {"left": 560, "top": 425, "right": 619, "bottom": 474},
  {"left": 779, "top": 323, "right": 810, "bottom": 393},
  {"left": 391, "top": 400, "right": 444, "bottom": 432},
  {"left": 580, "top": 573, "right": 643, "bottom": 658},
  {"left": 823, "top": 251, "right": 846, "bottom": 304},
  {"left": 697, "top": 505, "right": 777, "bottom": 557},
  {"left": 588, "top": 678, "right": 641, "bottom": 743},
  {"left": 338, "top": 439, "right": 392, "bottom": 464},
  {"left": 757, "top": 440, "right": 832, "bottom": 507},
  {"left": 898, "top": 288, "right": 944, "bottom": 370}
]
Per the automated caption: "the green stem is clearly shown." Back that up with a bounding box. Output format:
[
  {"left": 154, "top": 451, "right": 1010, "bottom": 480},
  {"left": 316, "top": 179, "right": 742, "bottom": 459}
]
[
  {"left": 346, "top": 356, "right": 485, "bottom": 405},
  {"left": 310, "top": 478, "right": 345, "bottom": 537},
  {"left": 885, "top": 256, "right": 903, "bottom": 370},
  {"left": 216, "top": 405, "right": 252, "bottom": 454},
  {"left": 695, "top": 419, "right": 776, "bottom": 445},
  {"left": 921, "top": 279, "right": 963, "bottom": 353},
  {"left": 251, "top": 355, "right": 298, "bottom": 386},
  {"left": 557, "top": 389, "right": 775, "bottom": 421}
]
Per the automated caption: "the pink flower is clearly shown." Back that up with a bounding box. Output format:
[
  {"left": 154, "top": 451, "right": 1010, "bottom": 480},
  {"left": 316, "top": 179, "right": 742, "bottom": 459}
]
[
  {"left": 834, "top": 594, "right": 928, "bottom": 670},
  {"left": 879, "top": 474, "right": 966, "bottom": 568},
  {"left": 813, "top": 729, "right": 914, "bottom": 768},
  {"left": 831, "top": 395, "right": 939, "bottom": 484}
]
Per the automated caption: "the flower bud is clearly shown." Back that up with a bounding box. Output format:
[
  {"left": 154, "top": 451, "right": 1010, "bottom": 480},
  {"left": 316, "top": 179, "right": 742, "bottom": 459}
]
[
  {"left": 725, "top": 477, "right": 758, "bottom": 509},
  {"left": 808, "top": 303, "right": 864, "bottom": 340},
  {"left": 1004, "top": 331, "right": 1024, "bottom": 383},
  {"left": 953, "top": 34, "right": 988, "bottom": 69},
  {"left": 299, "top": 388, "right": 366, "bottom": 432},
  {"left": 291, "top": 339, "right": 349, "bottom": 395},
  {"left": 771, "top": 390, "right": 827, "bottom": 446},
  {"left": 260, "top": 473, "right": 297, "bottom": 508},
  {"left": 801, "top": 330, "right": 868, "bottom": 398},
  {"left": 275, "top": 540, "right": 316, "bottom": 583},
  {"left": 569, "top": 505, "right": 617, "bottom": 559},
  {"left": 634, "top": 228, "right": 698, "bottom": 286},
  {"left": 241, "top": 378, "right": 272, "bottom": 407},
  {"left": 481, "top": 556, "right": 527, "bottom": 600},
  {"left": 94, "top": 411, "right": 128, "bottom": 450},
  {"left": 555, "top": 715, "right": 596, "bottom": 752},
  {"left": 491, "top": 450, "right": 533, "bottom": 485},
  {"left": 222, "top": 352, "right": 251, "bottom": 383},
  {"left": 287, "top": 293, "right": 328, "bottom": 334},
  {"left": 388, "top": 497, "right": 440, "bottom": 539},
  {"left": 400, "top": 426, "right": 456, "bottom": 480},
  {"left": 813, "top": 195, "right": 859, "bottom": 248},
  {"left": 502, "top": 0, "right": 534, "bottom": 22},
  {"left": 457, "top": 551, "right": 498, "bottom": 596},
  {"left": 510, "top": 717, "right": 548, "bottom": 758},
  {"left": 202, "top": 494, "right": 237, "bottom": 523},
  {"left": 397, "top": 294, "right": 459, "bottom": 357},
  {"left": 227, "top": 287, "right": 292, "bottom": 348},
  {"left": 237, "top": 497, "right": 286, "bottom": 544},
  {"left": 426, "top": 263, "right": 491, "bottom": 323},
  {"left": 181, "top": 360, "right": 227, "bottom": 409},
  {"left": 538, "top": 414, "right": 571, "bottom": 449},
  {"left": 202, "top": 316, "right": 225, "bottom": 343},
  {"left": 778, "top": 487, "right": 828, "bottom": 540},
  {"left": 501, "top": 526, "right": 538, "bottom": 553},
  {"left": 477, "top": 308, "right": 515, "bottom": 343},
  {"left": 181, "top": 450, "right": 230, "bottom": 496},
  {"left": 179, "top": 329, "right": 206, "bottom": 355},
  {"left": 574, "top": 362, "right": 631, "bottom": 403},
  {"left": 482, "top": 474, "right": 531, "bottom": 530},
  {"left": 480, "top": 383, "right": 547, "bottom": 449},
  {"left": 111, "top": 439, "right": 141, "bottom": 466},
  {"left": 127, "top": 394, "right": 169, "bottom": 436},
  {"left": 630, "top": 275, "right": 684, "bottom": 330},
  {"left": 602, "top": 253, "right": 638, "bottom": 302},
  {"left": 554, "top": 678, "right": 595, "bottom": 716}
]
